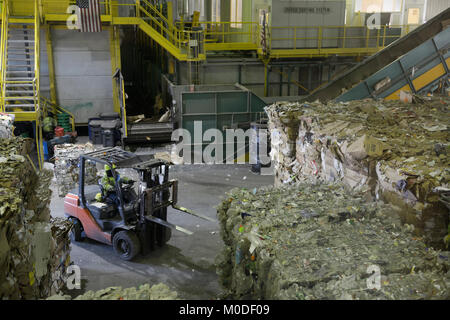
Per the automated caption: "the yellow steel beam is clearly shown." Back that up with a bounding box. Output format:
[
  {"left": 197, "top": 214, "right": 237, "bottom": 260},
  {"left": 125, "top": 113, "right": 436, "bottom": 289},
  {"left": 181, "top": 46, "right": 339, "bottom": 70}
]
[
  {"left": 412, "top": 63, "right": 446, "bottom": 91},
  {"left": 109, "top": 26, "right": 120, "bottom": 114},
  {"left": 9, "top": 17, "right": 34, "bottom": 23},
  {"left": 10, "top": 112, "right": 40, "bottom": 122},
  {"left": 384, "top": 84, "right": 411, "bottom": 100},
  {"left": 45, "top": 24, "right": 57, "bottom": 110},
  {"left": 205, "top": 42, "right": 258, "bottom": 51},
  {"left": 137, "top": 20, "right": 188, "bottom": 61},
  {"left": 268, "top": 47, "right": 380, "bottom": 59}
]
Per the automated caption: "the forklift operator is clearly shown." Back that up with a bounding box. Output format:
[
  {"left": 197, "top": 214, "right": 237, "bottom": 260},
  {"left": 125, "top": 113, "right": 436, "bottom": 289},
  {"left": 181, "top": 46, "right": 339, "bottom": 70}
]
[{"left": 95, "top": 164, "right": 133, "bottom": 205}]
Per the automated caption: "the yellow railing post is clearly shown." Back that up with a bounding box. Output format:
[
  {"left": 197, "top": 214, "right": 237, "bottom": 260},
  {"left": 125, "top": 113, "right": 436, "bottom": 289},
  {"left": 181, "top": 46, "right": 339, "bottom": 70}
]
[
  {"left": 136, "top": 0, "right": 140, "bottom": 18},
  {"left": 382, "top": 25, "right": 387, "bottom": 47},
  {"left": 376, "top": 27, "right": 380, "bottom": 48},
  {"left": 343, "top": 26, "right": 346, "bottom": 48},
  {"left": 35, "top": 0, "right": 43, "bottom": 169},
  {"left": 365, "top": 26, "right": 370, "bottom": 48},
  {"left": 318, "top": 26, "right": 322, "bottom": 49},
  {"left": 1, "top": 0, "right": 9, "bottom": 113},
  {"left": 294, "top": 27, "right": 297, "bottom": 49}
]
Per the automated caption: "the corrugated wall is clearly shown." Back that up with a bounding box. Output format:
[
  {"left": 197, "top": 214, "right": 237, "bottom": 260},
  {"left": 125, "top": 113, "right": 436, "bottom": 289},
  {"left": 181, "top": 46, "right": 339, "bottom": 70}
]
[{"left": 426, "top": 0, "right": 450, "bottom": 21}]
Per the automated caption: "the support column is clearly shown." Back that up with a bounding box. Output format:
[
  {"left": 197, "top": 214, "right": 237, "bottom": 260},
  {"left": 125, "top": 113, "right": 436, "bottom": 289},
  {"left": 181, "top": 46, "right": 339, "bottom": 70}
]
[
  {"left": 109, "top": 25, "right": 122, "bottom": 114},
  {"left": 279, "top": 67, "right": 283, "bottom": 96},
  {"left": 264, "top": 59, "right": 270, "bottom": 97},
  {"left": 45, "top": 24, "right": 57, "bottom": 111}
]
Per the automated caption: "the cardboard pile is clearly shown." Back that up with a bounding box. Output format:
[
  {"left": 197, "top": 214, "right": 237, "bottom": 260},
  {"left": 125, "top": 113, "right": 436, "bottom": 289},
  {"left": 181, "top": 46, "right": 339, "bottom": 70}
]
[
  {"left": 266, "top": 96, "right": 449, "bottom": 248},
  {"left": 265, "top": 102, "right": 303, "bottom": 186},
  {"left": 216, "top": 183, "right": 450, "bottom": 300},
  {"left": 0, "top": 114, "right": 14, "bottom": 139},
  {"left": 47, "top": 283, "right": 178, "bottom": 300},
  {"left": 0, "top": 137, "right": 73, "bottom": 299},
  {"left": 54, "top": 143, "right": 97, "bottom": 197}
]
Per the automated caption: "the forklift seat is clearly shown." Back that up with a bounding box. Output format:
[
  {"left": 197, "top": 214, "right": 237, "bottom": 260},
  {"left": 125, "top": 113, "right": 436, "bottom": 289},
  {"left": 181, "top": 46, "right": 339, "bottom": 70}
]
[{"left": 88, "top": 202, "right": 116, "bottom": 220}]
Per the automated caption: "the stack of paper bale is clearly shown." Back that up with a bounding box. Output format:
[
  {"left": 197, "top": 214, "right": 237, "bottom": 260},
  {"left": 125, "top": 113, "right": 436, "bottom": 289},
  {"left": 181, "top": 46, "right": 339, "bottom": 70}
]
[
  {"left": 49, "top": 218, "right": 73, "bottom": 294},
  {"left": 216, "top": 183, "right": 449, "bottom": 300},
  {"left": 54, "top": 143, "right": 97, "bottom": 197},
  {"left": 0, "top": 137, "right": 73, "bottom": 299},
  {"left": 265, "top": 102, "right": 303, "bottom": 186},
  {"left": 47, "top": 283, "right": 178, "bottom": 300},
  {"left": 266, "top": 96, "right": 449, "bottom": 248},
  {"left": 0, "top": 114, "right": 14, "bottom": 139}
]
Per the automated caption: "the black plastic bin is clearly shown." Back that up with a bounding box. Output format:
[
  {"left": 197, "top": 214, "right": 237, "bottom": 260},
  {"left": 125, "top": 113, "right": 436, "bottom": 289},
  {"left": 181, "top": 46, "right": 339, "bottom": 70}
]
[
  {"left": 89, "top": 120, "right": 103, "bottom": 145},
  {"left": 102, "top": 129, "right": 115, "bottom": 147},
  {"left": 101, "top": 119, "right": 121, "bottom": 147}
]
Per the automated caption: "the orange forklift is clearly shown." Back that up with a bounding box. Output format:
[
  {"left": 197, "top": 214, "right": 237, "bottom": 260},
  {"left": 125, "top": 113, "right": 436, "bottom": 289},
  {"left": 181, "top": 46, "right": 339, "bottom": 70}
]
[{"left": 64, "top": 147, "right": 214, "bottom": 260}]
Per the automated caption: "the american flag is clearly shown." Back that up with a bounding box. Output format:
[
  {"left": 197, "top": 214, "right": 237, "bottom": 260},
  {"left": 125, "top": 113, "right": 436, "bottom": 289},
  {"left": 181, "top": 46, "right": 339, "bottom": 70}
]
[{"left": 76, "top": 0, "right": 102, "bottom": 32}]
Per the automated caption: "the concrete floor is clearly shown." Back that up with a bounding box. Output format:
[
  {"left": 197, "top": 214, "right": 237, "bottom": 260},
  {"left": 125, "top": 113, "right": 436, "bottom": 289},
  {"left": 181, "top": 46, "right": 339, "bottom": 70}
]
[{"left": 50, "top": 161, "right": 273, "bottom": 299}]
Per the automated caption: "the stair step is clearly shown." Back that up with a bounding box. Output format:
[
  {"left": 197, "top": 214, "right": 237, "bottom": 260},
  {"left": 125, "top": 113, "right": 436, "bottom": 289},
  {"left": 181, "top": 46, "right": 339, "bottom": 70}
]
[
  {"left": 8, "top": 32, "right": 34, "bottom": 35},
  {"left": 6, "top": 65, "right": 34, "bottom": 68},
  {"left": 8, "top": 32, "right": 34, "bottom": 40},
  {"left": 5, "top": 83, "right": 34, "bottom": 87},
  {"left": 8, "top": 39, "right": 35, "bottom": 43},
  {"left": 7, "top": 71, "right": 35, "bottom": 74},
  {"left": 6, "top": 90, "right": 34, "bottom": 95},
  {"left": 7, "top": 54, "right": 34, "bottom": 57},
  {"left": 6, "top": 58, "right": 34, "bottom": 61},
  {"left": 5, "top": 104, "right": 36, "bottom": 109},
  {"left": 4, "top": 97, "right": 35, "bottom": 101},
  {"left": 6, "top": 77, "right": 35, "bottom": 81},
  {"left": 8, "top": 46, "right": 34, "bottom": 49},
  {"left": 7, "top": 49, "right": 34, "bottom": 53}
]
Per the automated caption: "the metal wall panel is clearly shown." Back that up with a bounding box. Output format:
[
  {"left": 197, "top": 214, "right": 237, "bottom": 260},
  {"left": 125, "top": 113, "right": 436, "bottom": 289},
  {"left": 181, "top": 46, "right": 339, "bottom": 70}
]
[
  {"left": 39, "top": 28, "right": 114, "bottom": 123},
  {"left": 425, "top": 0, "right": 450, "bottom": 21},
  {"left": 271, "top": 0, "right": 346, "bottom": 48}
]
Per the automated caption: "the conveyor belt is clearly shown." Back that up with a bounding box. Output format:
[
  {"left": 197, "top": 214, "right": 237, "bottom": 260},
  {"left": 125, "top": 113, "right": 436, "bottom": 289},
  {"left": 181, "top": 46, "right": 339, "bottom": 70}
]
[{"left": 302, "top": 8, "right": 450, "bottom": 103}]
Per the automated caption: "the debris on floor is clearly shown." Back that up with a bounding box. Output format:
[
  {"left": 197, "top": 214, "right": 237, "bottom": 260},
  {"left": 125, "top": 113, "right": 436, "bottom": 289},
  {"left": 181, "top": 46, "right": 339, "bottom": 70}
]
[
  {"left": 54, "top": 143, "right": 97, "bottom": 197},
  {"left": 216, "top": 182, "right": 450, "bottom": 300},
  {"left": 0, "top": 137, "right": 73, "bottom": 299},
  {"left": 266, "top": 96, "right": 449, "bottom": 248},
  {"left": 47, "top": 283, "right": 178, "bottom": 300}
]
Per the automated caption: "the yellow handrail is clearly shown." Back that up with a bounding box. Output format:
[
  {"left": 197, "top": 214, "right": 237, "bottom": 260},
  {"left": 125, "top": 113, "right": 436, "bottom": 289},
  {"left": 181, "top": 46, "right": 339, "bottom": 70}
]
[
  {"left": 0, "top": 0, "right": 9, "bottom": 113},
  {"left": 35, "top": 0, "right": 40, "bottom": 112}
]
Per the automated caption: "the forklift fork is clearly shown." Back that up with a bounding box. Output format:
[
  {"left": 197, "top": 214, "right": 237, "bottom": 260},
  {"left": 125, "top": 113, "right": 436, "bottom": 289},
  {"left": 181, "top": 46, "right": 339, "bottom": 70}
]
[{"left": 140, "top": 180, "right": 215, "bottom": 237}]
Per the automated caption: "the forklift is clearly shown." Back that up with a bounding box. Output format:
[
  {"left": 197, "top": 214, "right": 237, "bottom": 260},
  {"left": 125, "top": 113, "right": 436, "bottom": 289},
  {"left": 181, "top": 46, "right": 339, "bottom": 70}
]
[{"left": 64, "top": 147, "right": 214, "bottom": 261}]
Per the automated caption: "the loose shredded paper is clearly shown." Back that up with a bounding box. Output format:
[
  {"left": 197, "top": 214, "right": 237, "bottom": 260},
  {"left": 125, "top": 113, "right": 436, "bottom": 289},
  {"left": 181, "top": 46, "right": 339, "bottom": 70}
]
[
  {"left": 216, "top": 183, "right": 450, "bottom": 300},
  {"left": 265, "top": 96, "right": 449, "bottom": 248},
  {"left": 0, "top": 137, "right": 73, "bottom": 299},
  {"left": 47, "top": 283, "right": 178, "bottom": 300}
]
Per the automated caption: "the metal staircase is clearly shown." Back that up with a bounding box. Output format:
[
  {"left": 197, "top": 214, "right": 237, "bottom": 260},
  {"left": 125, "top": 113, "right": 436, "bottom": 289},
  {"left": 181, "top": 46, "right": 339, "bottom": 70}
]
[
  {"left": 4, "top": 22, "right": 36, "bottom": 112},
  {"left": 0, "top": 0, "right": 44, "bottom": 169},
  {"left": 136, "top": 0, "right": 205, "bottom": 62}
]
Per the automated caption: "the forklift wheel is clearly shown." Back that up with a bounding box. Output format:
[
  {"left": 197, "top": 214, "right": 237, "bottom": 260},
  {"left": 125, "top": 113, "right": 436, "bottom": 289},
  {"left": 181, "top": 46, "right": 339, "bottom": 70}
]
[
  {"left": 70, "top": 218, "right": 84, "bottom": 242},
  {"left": 112, "top": 231, "right": 141, "bottom": 261}
]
